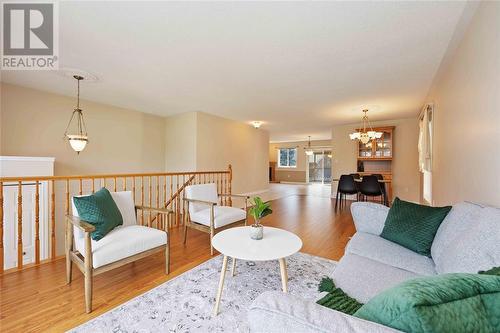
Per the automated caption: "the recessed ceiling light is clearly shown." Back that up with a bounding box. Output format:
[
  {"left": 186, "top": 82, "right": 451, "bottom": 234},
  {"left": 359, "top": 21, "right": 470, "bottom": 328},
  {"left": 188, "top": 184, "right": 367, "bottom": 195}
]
[
  {"left": 251, "top": 121, "right": 262, "bottom": 129},
  {"left": 55, "top": 67, "right": 99, "bottom": 82}
]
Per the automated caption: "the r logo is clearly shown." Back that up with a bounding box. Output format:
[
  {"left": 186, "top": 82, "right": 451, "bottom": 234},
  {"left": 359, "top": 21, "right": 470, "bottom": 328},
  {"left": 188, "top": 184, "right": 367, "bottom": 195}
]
[{"left": 3, "top": 3, "right": 54, "bottom": 56}]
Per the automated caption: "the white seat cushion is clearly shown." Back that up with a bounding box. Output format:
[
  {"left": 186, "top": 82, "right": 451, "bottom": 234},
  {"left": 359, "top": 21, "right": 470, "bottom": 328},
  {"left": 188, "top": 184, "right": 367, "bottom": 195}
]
[
  {"left": 346, "top": 232, "right": 437, "bottom": 276},
  {"left": 74, "top": 225, "right": 166, "bottom": 268},
  {"left": 190, "top": 206, "right": 246, "bottom": 228}
]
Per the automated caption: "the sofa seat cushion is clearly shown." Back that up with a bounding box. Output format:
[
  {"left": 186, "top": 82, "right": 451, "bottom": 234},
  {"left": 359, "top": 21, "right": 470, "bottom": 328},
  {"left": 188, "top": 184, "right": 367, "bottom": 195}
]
[
  {"left": 346, "top": 233, "right": 436, "bottom": 276},
  {"left": 190, "top": 206, "right": 246, "bottom": 228},
  {"left": 75, "top": 225, "right": 167, "bottom": 268},
  {"left": 249, "top": 291, "right": 402, "bottom": 333},
  {"left": 436, "top": 206, "right": 500, "bottom": 274},
  {"left": 332, "top": 254, "right": 422, "bottom": 303}
]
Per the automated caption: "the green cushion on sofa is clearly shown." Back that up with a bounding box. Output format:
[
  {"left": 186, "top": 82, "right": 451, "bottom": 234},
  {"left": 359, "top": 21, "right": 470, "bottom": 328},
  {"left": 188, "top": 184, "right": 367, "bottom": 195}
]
[
  {"left": 380, "top": 197, "right": 451, "bottom": 257},
  {"left": 73, "top": 187, "right": 123, "bottom": 241},
  {"left": 354, "top": 273, "right": 500, "bottom": 333}
]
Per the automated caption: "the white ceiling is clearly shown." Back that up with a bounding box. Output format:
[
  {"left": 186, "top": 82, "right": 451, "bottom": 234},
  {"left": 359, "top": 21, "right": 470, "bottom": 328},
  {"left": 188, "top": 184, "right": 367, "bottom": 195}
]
[{"left": 1, "top": 1, "right": 468, "bottom": 142}]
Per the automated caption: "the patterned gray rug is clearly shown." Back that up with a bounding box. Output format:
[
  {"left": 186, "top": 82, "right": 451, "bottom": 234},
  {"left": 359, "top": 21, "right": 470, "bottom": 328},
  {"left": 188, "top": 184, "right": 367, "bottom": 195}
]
[{"left": 70, "top": 252, "right": 336, "bottom": 333}]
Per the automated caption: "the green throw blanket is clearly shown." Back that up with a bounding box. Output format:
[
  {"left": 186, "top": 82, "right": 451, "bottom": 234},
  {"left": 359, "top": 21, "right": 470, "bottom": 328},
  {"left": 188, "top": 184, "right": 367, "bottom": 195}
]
[{"left": 316, "top": 277, "right": 363, "bottom": 315}]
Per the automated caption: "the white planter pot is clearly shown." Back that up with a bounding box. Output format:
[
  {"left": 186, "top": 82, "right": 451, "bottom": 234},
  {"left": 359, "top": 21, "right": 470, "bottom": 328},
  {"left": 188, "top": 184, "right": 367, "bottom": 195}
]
[{"left": 250, "top": 224, "right": 264, "bottom": 240}]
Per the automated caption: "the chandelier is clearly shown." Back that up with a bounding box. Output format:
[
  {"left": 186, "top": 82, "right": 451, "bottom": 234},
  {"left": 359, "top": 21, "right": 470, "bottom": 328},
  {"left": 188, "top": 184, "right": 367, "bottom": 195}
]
[
  {"left": 63, "top": 75, "right": 88, "bottom": 154},
  {"left": 349, "top": 109, "right": 383, "bottom": 144},
  {"left": 305, "top": 136, "right": 313, "bottom": 156}
]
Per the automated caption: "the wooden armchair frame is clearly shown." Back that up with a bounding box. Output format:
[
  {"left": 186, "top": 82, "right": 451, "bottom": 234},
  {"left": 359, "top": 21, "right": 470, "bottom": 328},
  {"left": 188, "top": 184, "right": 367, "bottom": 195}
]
[
  {"left": 183, "top": 194, "right": 249, "bottom": 255},
  {"left": 65, "top": 205, "right": 173, "bottom": 313}
]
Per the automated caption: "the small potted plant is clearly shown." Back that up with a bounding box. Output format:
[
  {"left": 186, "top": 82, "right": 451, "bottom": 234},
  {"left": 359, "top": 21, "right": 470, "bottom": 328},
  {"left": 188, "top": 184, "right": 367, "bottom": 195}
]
[{"left": 248, "top": 197, "right": 272, "bottom": 240}]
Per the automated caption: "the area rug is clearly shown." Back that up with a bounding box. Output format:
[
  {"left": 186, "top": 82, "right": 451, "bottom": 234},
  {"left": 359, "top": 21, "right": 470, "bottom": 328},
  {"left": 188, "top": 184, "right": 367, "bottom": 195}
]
[{"left": 70, "top": 252, "right": 336, "bottom": 333}]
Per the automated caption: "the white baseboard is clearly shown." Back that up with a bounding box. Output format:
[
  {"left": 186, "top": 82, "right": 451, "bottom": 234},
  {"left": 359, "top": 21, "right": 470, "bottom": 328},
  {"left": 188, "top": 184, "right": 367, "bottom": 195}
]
[{"left": 279, "top": 181, "right": 309, "bottom": 185}]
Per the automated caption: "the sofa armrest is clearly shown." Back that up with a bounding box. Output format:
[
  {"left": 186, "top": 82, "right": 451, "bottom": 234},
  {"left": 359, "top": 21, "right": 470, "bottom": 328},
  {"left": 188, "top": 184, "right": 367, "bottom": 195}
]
[
  {"left": 248, "top": 291, "right": 400, "bottom": 333},
  {"left": 350, "top": 202, "right": 389, "bottom": 235}
]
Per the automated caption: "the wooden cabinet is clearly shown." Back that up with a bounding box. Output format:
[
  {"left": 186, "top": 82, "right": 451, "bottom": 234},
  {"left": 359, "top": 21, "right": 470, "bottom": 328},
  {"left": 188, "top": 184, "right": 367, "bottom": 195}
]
[
  {"left": 357, "top": 126, "right": 394, "bottom": 159},
  {"left": 356, "top": 127, "right": 395, "bottom": 205}
]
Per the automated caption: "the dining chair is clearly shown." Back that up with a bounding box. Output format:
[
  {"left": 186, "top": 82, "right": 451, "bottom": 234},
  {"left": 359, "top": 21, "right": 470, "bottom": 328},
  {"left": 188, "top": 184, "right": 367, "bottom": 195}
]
[
  {"left": 335, "top": 175, "right": 358, "bottom": 210},
  {"left": 183, "top": 183, "right": 249, "bottom": 255},
  {"left": 372, "top": 174, "right": 388, "bottom": 206},
  {"left": 359, "top": 175, "right": 384, "bottom": 204},
  {"left": 349, "top": 173, "right": 361, "bottom": 201}
]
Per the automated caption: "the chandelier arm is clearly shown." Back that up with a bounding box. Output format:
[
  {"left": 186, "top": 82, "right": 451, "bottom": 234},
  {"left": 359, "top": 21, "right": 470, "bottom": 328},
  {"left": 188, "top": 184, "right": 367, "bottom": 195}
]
[
  {"left": 63, "top": 110, "right": 77, "bottom": 137},
  {"left": 80, "top": 110, "right": 88, "bottom": 136}
]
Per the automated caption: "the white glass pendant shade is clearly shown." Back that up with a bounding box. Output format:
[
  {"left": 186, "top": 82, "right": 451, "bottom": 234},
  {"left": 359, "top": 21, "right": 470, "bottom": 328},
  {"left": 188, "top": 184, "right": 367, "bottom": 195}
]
[
  {"left": 67, "top": 135, "right": 88, "bottom": 152},
  {"left": 349, "top": 132, "right": 360, "bottom": 140},
  {"left": 305, "top": 150, "right": 313, "bottom": 156}
]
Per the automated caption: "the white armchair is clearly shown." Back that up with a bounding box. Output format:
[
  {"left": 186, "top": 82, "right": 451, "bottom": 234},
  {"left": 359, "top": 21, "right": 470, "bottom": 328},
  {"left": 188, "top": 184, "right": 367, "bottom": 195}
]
[
  {"left": 65, "top": 191, "right": 172, "bottom": 313},
  {"left": 183, "top": 183, "right": 249, "bottom": 255}
]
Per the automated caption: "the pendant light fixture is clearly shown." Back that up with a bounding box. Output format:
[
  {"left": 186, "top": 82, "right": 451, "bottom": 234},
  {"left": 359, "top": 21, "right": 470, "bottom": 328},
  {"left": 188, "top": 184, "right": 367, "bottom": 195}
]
[
  {"left": 64, "top": 75, "right": 88, "bottom": 154},
  {"left": 304, "top": 136, "right": 314, "bottom": 156},
  {"left": 349, "top": 109, "right": 383, "bottom": 144}
]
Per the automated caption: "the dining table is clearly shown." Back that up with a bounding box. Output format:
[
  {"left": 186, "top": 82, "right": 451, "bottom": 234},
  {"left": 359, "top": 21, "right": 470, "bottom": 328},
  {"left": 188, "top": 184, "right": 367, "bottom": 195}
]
[{"left": 331, "top": 176, "right": 392, "bottom": 206}]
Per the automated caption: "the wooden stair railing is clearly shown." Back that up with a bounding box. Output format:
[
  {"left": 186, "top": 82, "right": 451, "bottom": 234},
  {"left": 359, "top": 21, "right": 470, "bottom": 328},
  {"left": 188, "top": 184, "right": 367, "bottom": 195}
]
[{"left": 0, "top": 165, "right": 233, "bottom": 274}]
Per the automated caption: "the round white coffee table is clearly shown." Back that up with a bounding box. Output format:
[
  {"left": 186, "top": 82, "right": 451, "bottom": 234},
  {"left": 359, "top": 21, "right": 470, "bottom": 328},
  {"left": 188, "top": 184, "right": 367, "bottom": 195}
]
[{"left": 211, "top": 226, "right": 302, "bottom": 315}]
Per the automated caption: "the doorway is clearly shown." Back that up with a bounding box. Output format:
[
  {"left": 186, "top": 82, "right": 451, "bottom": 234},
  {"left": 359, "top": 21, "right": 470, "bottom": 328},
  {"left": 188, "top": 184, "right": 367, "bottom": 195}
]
[{"left": 307, "top": 150, "right": 332, "bottom": 184}]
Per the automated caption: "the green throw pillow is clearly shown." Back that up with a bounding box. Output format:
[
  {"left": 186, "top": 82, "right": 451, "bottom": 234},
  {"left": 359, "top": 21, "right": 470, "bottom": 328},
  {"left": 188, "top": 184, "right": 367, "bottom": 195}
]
[
  {"left": 354, "top": 273, "right": 500, "bottom": 333},
  {"left": 479, "top": 267, "right": 500, "bottom": 276},
  {"left": 316, "top": 277, "right": 363, "bottom": 315},
  {"left": 73, "top": 187, "right": 123, "bottom": 241},
  {"left": 380, "top": 197, "right": 451, "bottom": 257}
]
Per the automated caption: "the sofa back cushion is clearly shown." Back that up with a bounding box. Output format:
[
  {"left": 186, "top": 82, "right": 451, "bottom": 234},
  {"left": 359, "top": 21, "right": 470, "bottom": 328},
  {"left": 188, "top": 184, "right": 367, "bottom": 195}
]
[
  {"left": 431, "top": 202, "right": 483, "bottom": 265},
  {"left": 354, "top": 273, "right": 500, "bottom": 333},
  {"left": 436, "top": 206, "right": 500, "bottom": 274}
]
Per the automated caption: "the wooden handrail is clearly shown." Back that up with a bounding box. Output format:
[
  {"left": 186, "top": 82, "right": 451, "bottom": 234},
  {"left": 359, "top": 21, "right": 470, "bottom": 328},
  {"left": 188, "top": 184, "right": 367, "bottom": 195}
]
[
  {"left": 164, "top": 175, "right": 195, "bottom": 208},
  {"left": 0, "top": 166, "right": 232, "bottom": 274},
  {"left": 0, "top": 170, "right": 229, "bottom": 182}
]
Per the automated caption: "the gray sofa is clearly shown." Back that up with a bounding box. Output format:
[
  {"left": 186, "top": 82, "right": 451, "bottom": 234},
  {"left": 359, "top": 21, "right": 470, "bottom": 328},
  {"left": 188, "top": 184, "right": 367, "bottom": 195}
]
[{"left": 248, "top": 201, "right": 500, "bottom": 332}]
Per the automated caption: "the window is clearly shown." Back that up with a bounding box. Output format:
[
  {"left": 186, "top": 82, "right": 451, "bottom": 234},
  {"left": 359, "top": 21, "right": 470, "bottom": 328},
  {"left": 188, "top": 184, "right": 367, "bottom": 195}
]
[
  {"left": 278, "top": 148, "right": 297, "bottom": 168},
  {"left": 419, "top": 104, "right": 433, "bottom": 204}
]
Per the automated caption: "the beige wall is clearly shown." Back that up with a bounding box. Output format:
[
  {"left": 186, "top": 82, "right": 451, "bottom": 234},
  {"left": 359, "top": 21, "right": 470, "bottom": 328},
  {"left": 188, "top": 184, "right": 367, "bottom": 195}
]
[
  {"left": 332, "top": 118, "right": 420, "bottom": 202},
  {"left": 1, "top": 83, "right": 166, "bottom": 175},
  {"left": 164, "top": 112, "right": 197, "bottom": 172},
  {"left": 196, "top": 112, "right": 269, "bottom": 195},
  {"left": 269, "top": 139, "right": 331, "bottom": 183},
  {"left": 425, "top": 1, "right": 500, "bottom": 206},
  {"left": 1, "top": 83, "right": 167, "bottom": 256},
  {"left": 164, "top": 111, "right": 270, "bottom": 197}
]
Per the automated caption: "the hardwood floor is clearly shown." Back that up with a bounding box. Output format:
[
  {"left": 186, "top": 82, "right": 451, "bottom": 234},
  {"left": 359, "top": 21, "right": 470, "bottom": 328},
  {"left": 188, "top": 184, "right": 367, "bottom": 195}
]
[{"left": 0, "top": 194, "right": 355, "bottom": 333}]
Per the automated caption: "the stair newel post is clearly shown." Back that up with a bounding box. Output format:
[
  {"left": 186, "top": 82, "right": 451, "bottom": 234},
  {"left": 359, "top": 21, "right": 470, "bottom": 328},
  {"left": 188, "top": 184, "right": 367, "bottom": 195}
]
[
  {"left": 0, "top": 181, "right": 3, "bottom": 273},
  {"left": 17, "top": 181, "right": 23, "bottom": 269},
  {"left": 228, "top": 164, "right": 233, "bottom": 207},
  {"left": 35, "top": 181, "right": 40, "bottom": 264}
]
